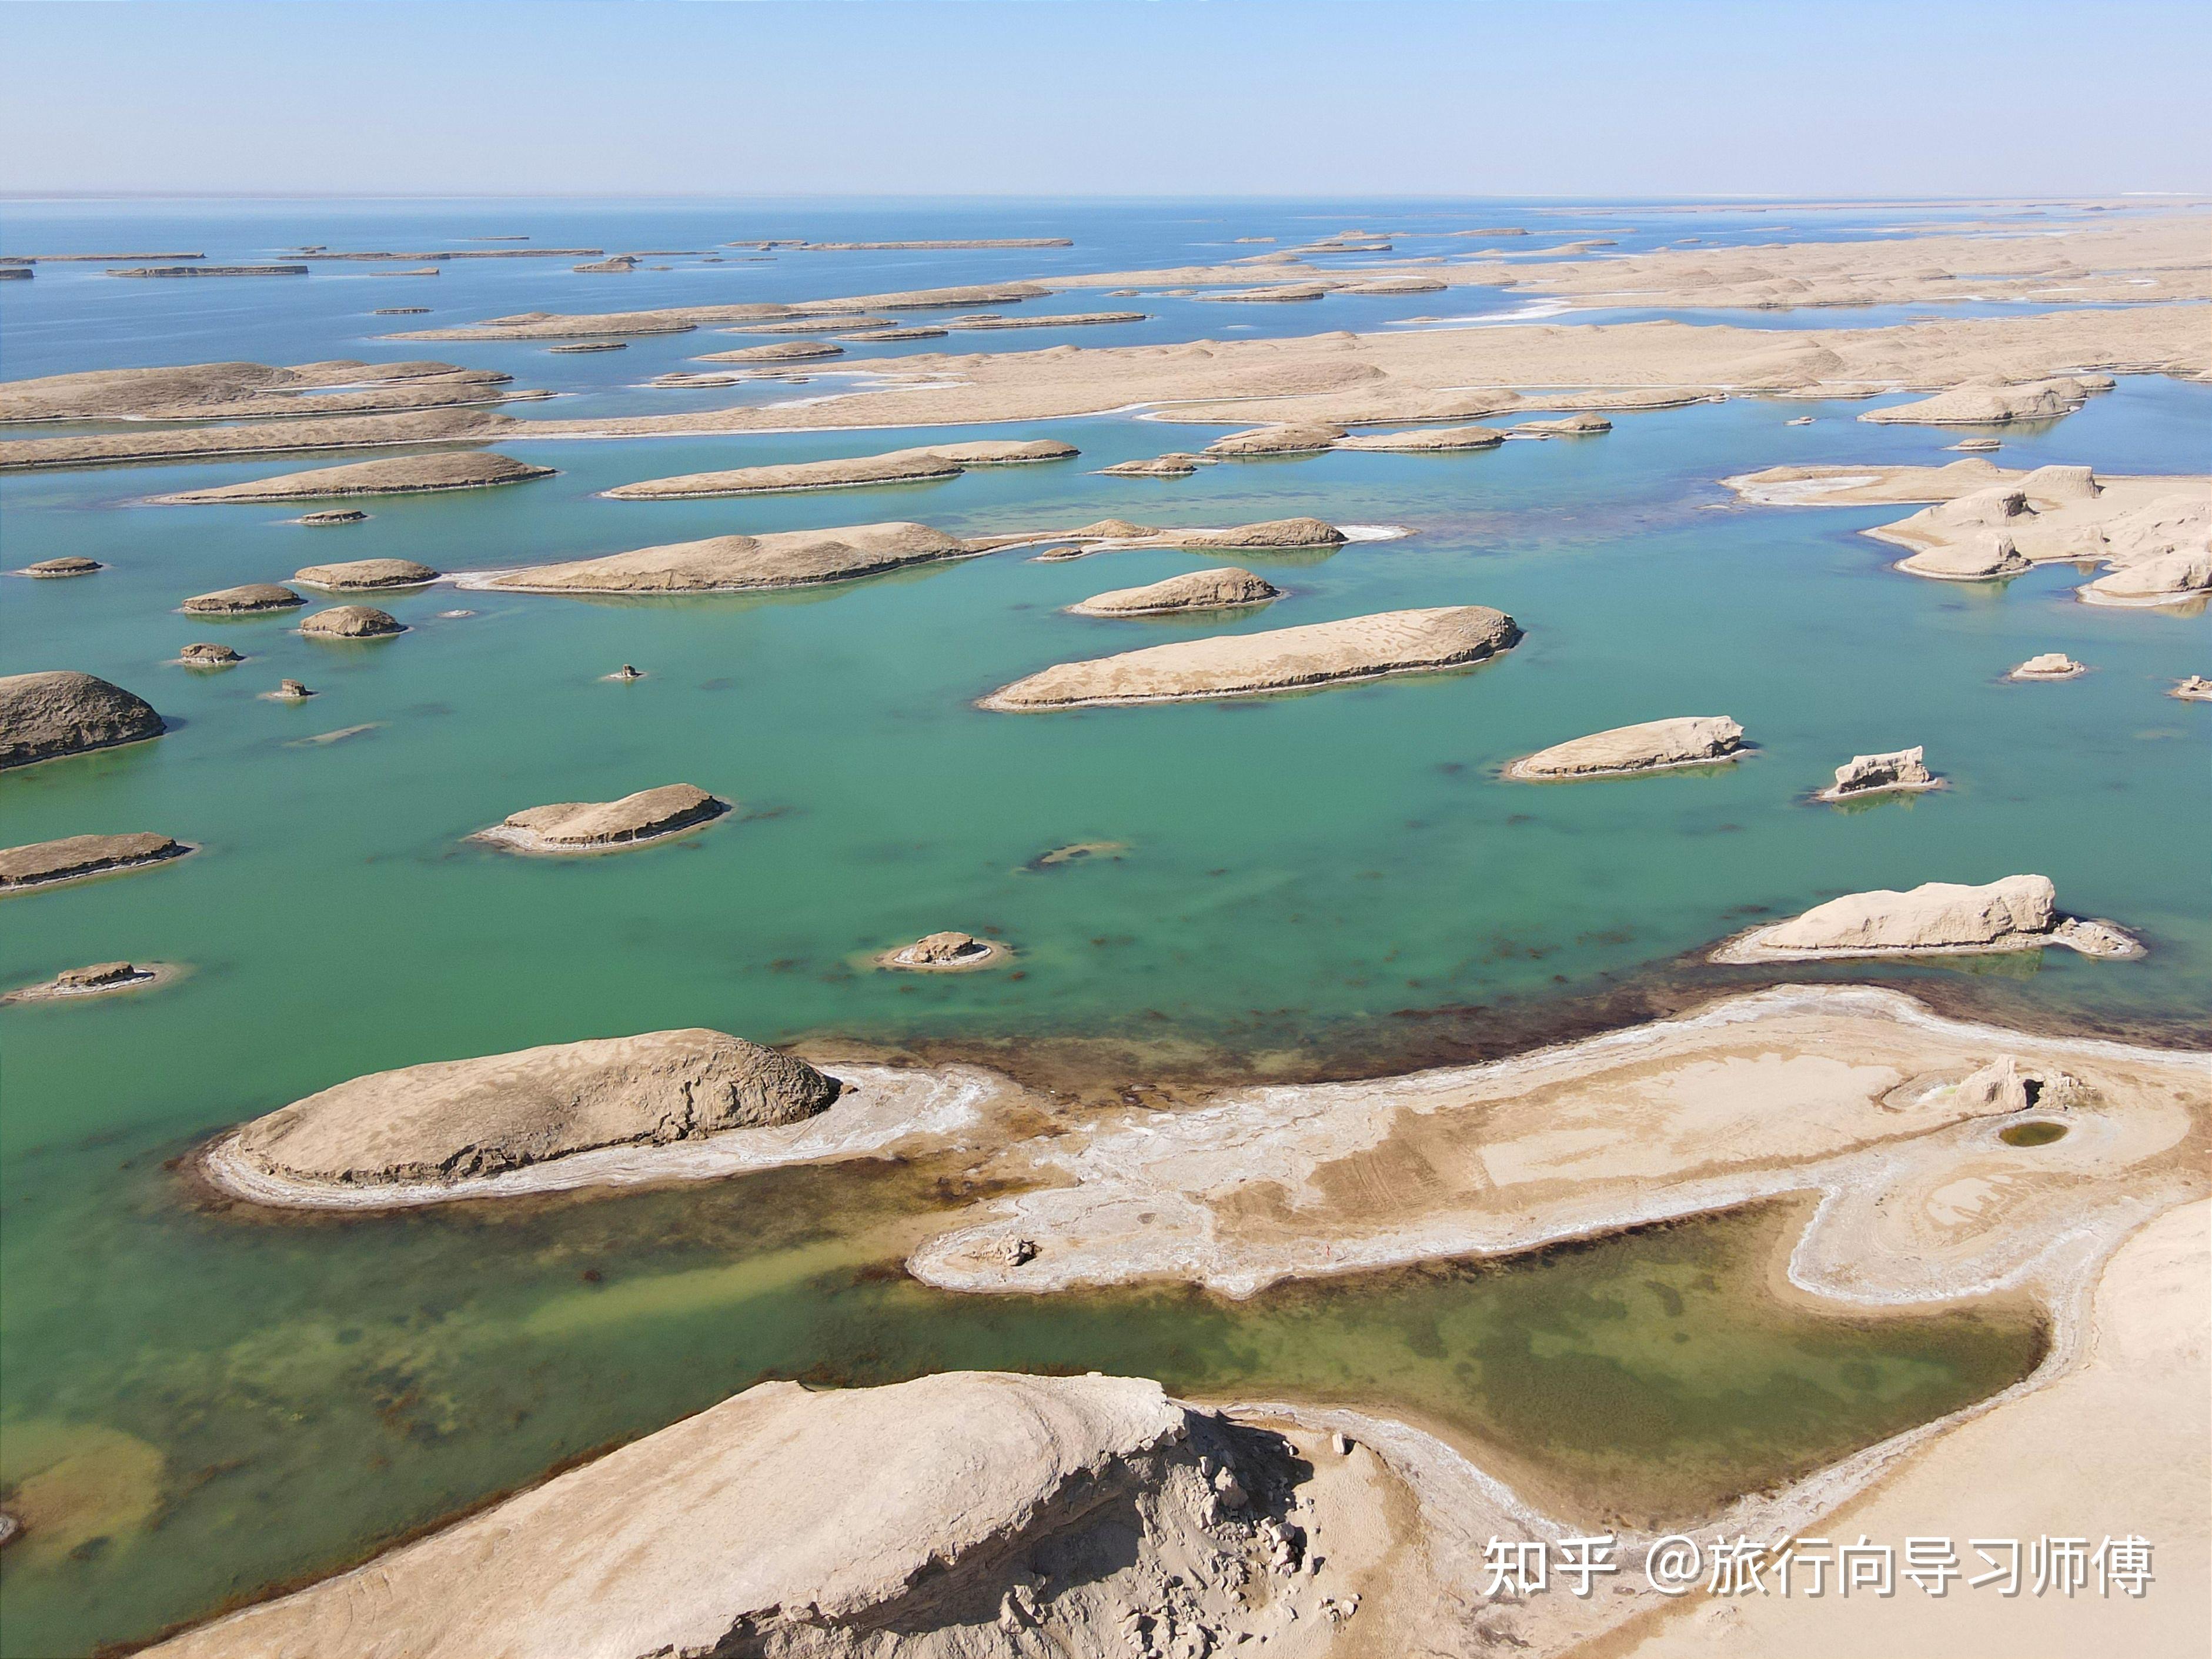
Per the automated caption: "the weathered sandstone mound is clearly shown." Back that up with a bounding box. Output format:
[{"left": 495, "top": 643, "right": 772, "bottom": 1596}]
[
  {"left": 138, "top": 1372, "right": 1377, "bottom": 1659},
  {"left": 604, "top": 440, "right": 1074, "bottom": 500},
  {"left": 299, "top": 605, "right": 405, "bottom": 639},
  {"left": 0, "top": 832, "right": 187, "bottom": 890},
  {"left": 212, "top": 1029, "right": 841, "bottom": 1192},
  {"left": 1125, "top": 518, "right": 1348, "bottom": 552},
  {"left": 0, "top": 357, "right": 505, "bottom": 424},
  {"left": 477, "top": 785, "right": 729, "bottom": 853},
  {"left": 22, "top": 556, "right": 102, "bottom": 577},
  {"left": 878, "top": 931, "right": 1009, "bottom": 971},
  {"left": 1333, "top": 425, "right": 1506, "bottom": 452},
  {"left": 1714, "top": 874, "right": 2139, "bottom": 962},
  {"left": 1097, "top": 453, "right": 1207, "bottom": 478},
  {"left": 1943, "top": 1054, "right": 2081, "bottom": 1117},
  {"left": 181, "top": 583, "right": 303, "bottom": 615},
  {"left": 1897, "top": 530, "right": 2033, "bottom": 580},
  {"left": 2173, "top": 675, "right": 2212, "bottom": 702},
  {"left": 2010, "top": 652, "right": 2086, "bottom": 680},
  {"left": 1341, "top": 275, "right": 1449, "bottom": 295},
  {"left": 297, "top": 509, "right": 367, "bottom": 525},
  {"left": 1860, "top": 377, "right": 2098, "bottom": 426},
  {"left": 176, "top": 643, "right": 243, "bottom": 667},
  {"left": 0, "top": 672, "right": 166, "bottom": 770},
  {"left": 153, "top": 452, "right": 553, "bottom": 503},
  {"left": 983, "top": 605, "right": 1520, "bottom": 709},
  {"left": 694, "top": 340, "right": 844, "bottom": 365},
  {"left": 1071, "top": 567, "right": 1281, "bottom": 617},
  {"left": 2079, "top": 546, "right": 2212, "bottom": 606},
  {"left": 482, "top": 521, "right": 974, "bottom": 594},
  {"left": 2, "top": 960, "right": 177, "bottom": 1005},
  {"left": 1512, "top": 412, "right": 1612, "bottom": 437},
  {"left": 1506, "top": 716, "right": 1745, "bottom": 779},
  {"left": 292, "top": 558, "right": 440, "bottom": 591},
  {"left": 1204, "top": 422, "right": 1346, "bottom": 458},
  {"left": 1820, "top": 746, "right": 1937, "bottom": 800}
]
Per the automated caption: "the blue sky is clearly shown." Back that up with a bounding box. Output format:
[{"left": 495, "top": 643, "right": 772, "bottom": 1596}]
[{"left": 2, "top": 1, "right": 2206, "bottom": 198}]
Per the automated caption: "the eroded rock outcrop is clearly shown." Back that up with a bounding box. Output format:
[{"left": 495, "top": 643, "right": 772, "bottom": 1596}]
[
  {"left": 299, "top": 605, "right": 405, "bottom": 639},
  {"left": 1860, "top": 377, "right": 2099, "bottom": 426},
  {"left": 153, "top": 452, "right": 554, "bottom": 503},
  {"left": 604, "top": 440, "right": 1074, "bottom": 500},
  {"left": 1070, "top": 567, "right": 1280, "bottom": 617},
  {"left": 1204, "top": 422, "right": 1347, "bottom": 458},
  {"left": 2010, "top": 652, "right": 2087, "bottom": 681},
  {"left": 212, "top": 1029, "right": 841, "bottom": 1192},
  {"left": 0, "top": 832, "right": 187, "bottom": 890},
  {"left": 182, "top": 583, "right": 303, "bottom": 615},
  {"left": 476, "top": 785, "right": 730, "bottom": 853},
  {"left": 1332, "top": 425, "right": 1506, "bottom": 452},
  {"left": 983, "top": 606, "right": 1519, "bottom": 709},
  {"left": 878, "top": 931, "right": 1009, "bottom": 971},
  {"left": 0, "top": 672, "right": 166, "bottom": 770},
  {"left": 293, "top": 558, "right": 441, "bottom": 591},
  {"left": 2078, "top": 546, "right": 2212, "bottom": 606},
  {"left": 1820, "top": 746, "right": 1937, "bottom": 800},
  {"left": 1715, "top": 874, "right": 2139, "bottom": 962},
  {"left": 482, "top": 521, "right": 975, "bottom": 594},
  {"left": 1506, "top": 716, "right": 1745, "bottom": 780},
  {"left": 22, "top": 556, "right": 101, "bottom": 577}
]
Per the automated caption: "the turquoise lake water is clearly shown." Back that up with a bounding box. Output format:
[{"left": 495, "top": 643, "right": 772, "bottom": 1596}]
[{"left": 1, "top": 200, "right": 2205, "bottom": 1655}]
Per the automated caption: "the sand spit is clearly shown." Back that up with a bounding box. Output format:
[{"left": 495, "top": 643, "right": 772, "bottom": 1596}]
[
  {"left": 291, "top": 559, "right": 440, "bottom": 592},
  {"left": 1111, "top": 517, "right": 1349, "bottom": 552},
  {"left": 473, "top": 785, "right": 730, "bottom": 854},
  {"left": 1505, "top": 716, "right": 1745, "bottom": 780},
  {"left": 474, "top": 520, "right": 977, "bottom": 595},
  {"left": 949, "top": 309, "right": 1147, "bottom": 329},
  {"left": 0, "top": 358, "right": 514, "bottom": 425},
  {"left": 153, "top": 452, "right": 554, "bottom": 504},
  {"left": 139, "top": 1371, "right": 1402, "bottom": 1659},
  {"left": 878, "top": 931, "right": 1012, "bottom": 972},
  {"left": 0, "top": 671, "right": 166, "bottom": 770},
  {"left": 0, "top": 833, "right": 188, "bottom": 892},
  {"left": 603, "top": 439, "right": 1075, "bottom": 499},
  {"left": 794, "top": 236, "right": 1075, "bottom": 249},
  {"left": 1817, "top": 745, "right": 1940, "bottom": 801},
  {"left": 1713, "top": 874, "right": 2139, "bottom": 963},
  {"left": 982, "top": 606, "right": 1519, "bottom": 710},
  {"left": 386, "top": 283, "right": 1053, "bottom": 343},
  {"left": 694, "top": 339, "right": 845, "bottom": 365},
  {"left": 2, "top": 960, "right": 179, "bottom": 1006},
  {"left": 1070, "top": 566, "right": 1281, "bottom": 617},
  {"left": 0, "top": 251, "right": 203, "bottom": 263},
  {"left": 299, "top": 605, "right": 405, "bottom": 640},
  {"left": 206, "top": 1029, "right": 841, "bottom": 1198},
  {"left": 182, "top": 583, "right": 303, "bottom": 615},
  {"left": 109, "top": 264, "right": 306, "bottom": 279},
  {"left": 0, "top": 409, "right": 515, "bottom": 471}
]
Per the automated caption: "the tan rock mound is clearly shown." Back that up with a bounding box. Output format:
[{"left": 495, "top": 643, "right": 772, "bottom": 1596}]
[
  {"left": 2079, "top": 546, "right": 2212, "bottom": 606},
  {"left": 983, "top": 605, "right": 1520, "bottom": 710},
  {"left": 482, "top": 521, "right": 974, "bottom": 594},
  {"left": 1513, "top": 412, "right": 1613, "bottom": 437},
  {"left": 1506, "top": 716, "right": 1745, "bottom": 779},
  {"left": 0, "top": 672, "right": 166, "bottom": 770},
  {"left": 1897, "top": 529, "right": 2033, "bottom": 580},
  {"left": 1097, "top": 453, "right": 1207, "bottom": 478},
  {"left": 1944, "top": 1054, "right": 2080, "bottom": 1117},
  {"left": 1715, "top": 874, "right": 2140, "bottom": 962},
  {"left": 0, "top": 832, "right": 187, "bottom": 890},
  {"left": 153, "top": 452, "right": 553, "bottom": 503},
  {"left": 213, "top": 1029, "right": 841, "bottom": 1191},
  {"left": 1204, "top": 422, "right": 1347, "bottom": 458},
  {"left": 182, "top": 583, "right": 303, "bottom": 615},
  {"left": 1340, "top": 275, "right": 1450, "bottom": 294},
  {"left": 22, "top": 556, "right": 102, "bottom": 577},
  {"left": 292, "top": 558, "right": 440, "bottom": 591},
  {"left": 1860, "top": 377, "right": 2094, "bottom": 426},
  {"left": 2173, "top": 675, "right": 2212, "bottom": 702},
  {"left": 2010, "top": 652, "right": 2087, "bottom": 680},
  {"left": 604, "top": 440, "right": 1074, "bottom": 500},
  {"left": 1071, "top": 567, "right": 1281, "bottom": 617},
  {"left": 878, "top": 930, "right": 1009, "bottom": 971},
  {"left": 177, "top": 643, "right": 243, "bottom": 667},
  {"left": 1820, "top": 746, "right": 1937, "bottom": 800},
  {"left": 299, "top": 605, "right": 405, "bottom": 639},
  {"left": 296, "top": 509, "right": 367, "bottom": 526},
  {"left": 477, "top": 785, "right": 730, "bottom": 853},
  {"left": 138, "top": 1372, "right": 1381, "bottom": 1659},
  {"left": 1127, "top": 517, "right": 1348, "bottom": 551},
  {"left": 1333, "top": 425, "right": 1506, "bottom": 452},
  {"left": 694, "top": 340, "right": 844, "bottom": 364}
]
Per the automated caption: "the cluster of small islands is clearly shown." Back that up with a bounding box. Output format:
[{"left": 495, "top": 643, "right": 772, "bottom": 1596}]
[{"left": 2, "top": 203, "right": 2207, "bottom": 1659}]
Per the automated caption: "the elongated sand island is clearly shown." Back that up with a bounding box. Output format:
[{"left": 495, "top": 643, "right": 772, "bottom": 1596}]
[
  {"left": 473, "top": 785, "right": 730, "bottom": 853},
  {"left": 290, "top": 558, "right": 440, "bottom": 592},
  {"left": 203, "top": 1030, "right": 841, "bottom": 1202},
  {"left": 602, "top": 438, "right": 1076, "bottom": 499},
  {"left": 0, "top": 832, "right": 189, "bottom": 892},
  {"left": 1713, "top": 874, "right": 2140, "bottom": 963},
  {"left": 982, "top": 606, "right": 1520, "bottom": 710},
  {"left": 1069, "top": 566, "right": 1281, "bottom": 617},
  {"left": 151, "top": 451, "right": 554, "bottom": 504},
  {"left": 1505, "top": 715, "right": 1745, "bottom": 780},
  {"left": 0, "top": 671, "right": 166, "bottom": 770},
  {"left": 474, "top": 520, "right": 977, "bottom": 594},
  {"left": 1858, "top": 375, "right": 2104, "bottom": 426},
  {"left": 181, "top": 583, "right": 303, "bottom": 615}
]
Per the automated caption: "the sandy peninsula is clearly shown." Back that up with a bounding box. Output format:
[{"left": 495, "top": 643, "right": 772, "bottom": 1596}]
[
  {"left": 152, "top": 451, "right": 554, "bottom": 504},
  {"left": 472, "top": 785, "right": 729, "bottom": 854},
  {"left": 0, "top": 833, "right": 188, "bottom": 892},
  {"left": 473, "top": 520, "right": 977, "bottom": 595},
  {"left": 1712, "top": 874, "right": 2139, "bottom": 963},
  {"left": 603, "top": 439, "right": 1075, "bottom": 499},
  {"left": 0, "top": 671, "right": 166, "bottom": 770},
  {"left": 981, "top": 606, "right": 1519, "bottom": 710},
  {"left": 1505, "top": 716, "right": 1745, "bottom": 779},
  {"left": 1070, "top": 566, "right": 1281, "bottom": 617}
]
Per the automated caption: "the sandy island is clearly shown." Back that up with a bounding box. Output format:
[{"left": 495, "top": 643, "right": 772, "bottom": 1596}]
[
  {"left": 153, "top": 452, "right": 554, "bottom": 504},
  {"left": 0, "top": 833, "right": 189, "bottom": 892},
  {"left": 1505, "top": 716, "right": 1745, "bottom": 780},
  {"left": 603, "top": 438, "right": 1075, "bottom": 499},
  {"left": 0, "top": 671, "right": 167, "bottom": 770},
  {"left": 471, "top": 785, "right": 730, "bottom": 854},
  {"left": 469, "top": 520, "right": 978, "bottom": 595}
]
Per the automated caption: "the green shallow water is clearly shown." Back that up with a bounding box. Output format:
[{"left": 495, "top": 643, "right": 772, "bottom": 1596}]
[
  {"left": 0, "top": 1180, "right": 2040, "bottom": 1655},
  {"left": 2, "top": 204, "right": 2206, "bottom": 1655}
]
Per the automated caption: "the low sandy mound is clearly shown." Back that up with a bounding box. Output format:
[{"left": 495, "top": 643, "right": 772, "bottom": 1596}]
[
  {"left": 2010, "top": 652, "right": 2086, "bottom": 680},
  {"left": 1820, "top": 745, "right": 1936, "bottom": 800},
  {"left": 181, "top": 583, "right": 302, "bottom": 614},
  {"left": 0, "top": 832, "right": 186, "bottom": 889},
  {"left": 1897, "top": 529, "right": 2031, "bottom": 580},
  {"left": 1512, "top": 412, "right": 1612, "bottom": 437},
  {"left": 22, "top": 556, "right": 101, "bottom": 576},
  {"left": 299, "top": 605, "right": 404, "bottom": 639},
  {"left": 605, "top": 440, "right": 1073, "bottom": 500},
  {"left": 1127, "top": 518, "right": 1349, "bottom": 551},
  {"left": 152, "top": 451, "right": 553, "bottom": 503},
  {"left": 477, "top": 785, "right": 729, "bottom": 853},
  {"left": 483, "top": 521, "right": 974, "bottom": 593},
  {"left": 0, "top": 671, "right": 166, "bottom": 770},
  {"left": 1333, "top": 425, "right": 1505, "bottom": 452},
  {"left": 694, "top": 340, "right": 844, "bottom": 364},
  {"left": 1339, "top": 275, "right": 1448, "bottom": 294},
  {"left": 1097, "top": 453, "right": 1206, "bottom": 477},
  {"left": 983, "top": 605, "right": 1519, "bottom": 710},
  {"left": 1071, "top": 566, "right": 1281, "bottom": 617},
  {"left": 292, "top": 558, "right": 440, "bottom": 590},
  {"left": 1205, "top": 422, "right": 1348, "bottom": 457},
  {"left": 1716, "top": 874, "right": 2139, "bottom": 962},
  {"left": 1860, "top": 376, "right": 2094, "bottom": 426},
  {"left": 1506, "top": 715, "right": 1744, "bottom": 779},
  {"left": 211, "top": 1029, "right": 841, "bottom": 1193},
  {"left": 2079, "top": 546, "right": 2212, "bottom": 606},
  {"left": 141, "top": 1371, "right": 1389, "bottom": 1659}
]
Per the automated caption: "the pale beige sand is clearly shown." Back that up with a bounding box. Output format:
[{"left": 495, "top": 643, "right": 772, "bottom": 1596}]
[
  {"left": 981, "top": 606, "right": 1519, "bottom": 710},
  {"left": 1506, "top": 715, "right": 1745, "bottom": 779},
  {"left": 1713, "top": 875, "right": 2140, "bottom": 964},
  {"left": 473, "top": 785, "right": 729, "bottom": 854},
  {"left": 153, "top": 451, "right": 553, "bottom": 503},
  {"left": 0, "top": 359, "right": 516, "bottom": 425},
  {"left": 603, "top": 439, "right": 1075, "bottom": 500},
  {"left": 472, "top": 520, "right": 976, "bottom": 595},
  {"left": 1614, "top": 1201, "right": 2210, "bottom": 1659},
  {"left": 1068, "top": 566, "right": 1280, "bottom": 617}
]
